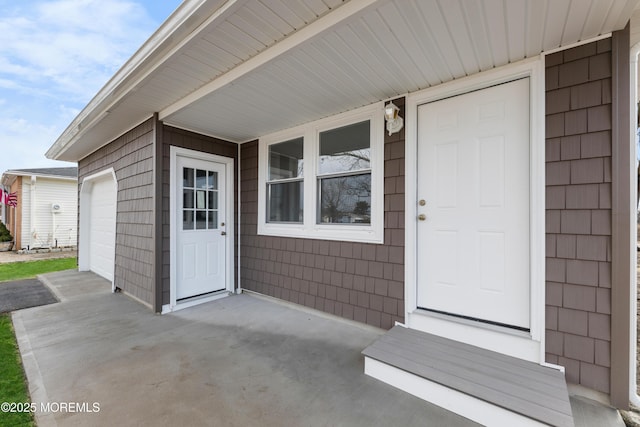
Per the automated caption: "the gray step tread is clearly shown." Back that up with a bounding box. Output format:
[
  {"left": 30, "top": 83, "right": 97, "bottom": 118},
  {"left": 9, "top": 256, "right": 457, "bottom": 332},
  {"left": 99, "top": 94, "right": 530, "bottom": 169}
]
[{"left": 362, "top": 326, "right": 574, "bottom": 427}]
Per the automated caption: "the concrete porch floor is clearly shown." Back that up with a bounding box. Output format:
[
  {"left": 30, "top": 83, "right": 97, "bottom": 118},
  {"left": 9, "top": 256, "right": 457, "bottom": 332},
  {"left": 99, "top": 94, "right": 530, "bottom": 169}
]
[{"left": 12, "top": 270, "right": 623, "bottom": 427}]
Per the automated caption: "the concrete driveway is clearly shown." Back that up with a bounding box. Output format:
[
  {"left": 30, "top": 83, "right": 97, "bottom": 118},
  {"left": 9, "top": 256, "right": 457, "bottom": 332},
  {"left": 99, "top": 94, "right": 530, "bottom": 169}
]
[{"left": 12, "top": 270, "right": 478, "bottom": 427}]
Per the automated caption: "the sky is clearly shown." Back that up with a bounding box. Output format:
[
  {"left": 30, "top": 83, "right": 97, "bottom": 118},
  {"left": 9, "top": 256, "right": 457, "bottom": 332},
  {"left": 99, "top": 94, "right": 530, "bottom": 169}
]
[{"left": 0, "top": 0, "right": 183, "bottom": 176}]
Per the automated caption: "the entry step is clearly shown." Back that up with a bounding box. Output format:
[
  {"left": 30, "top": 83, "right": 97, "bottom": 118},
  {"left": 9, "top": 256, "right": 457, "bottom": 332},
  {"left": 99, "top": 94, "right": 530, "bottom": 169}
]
[{"left": 362, "top": 326, "right": 573, "bottom": 427}]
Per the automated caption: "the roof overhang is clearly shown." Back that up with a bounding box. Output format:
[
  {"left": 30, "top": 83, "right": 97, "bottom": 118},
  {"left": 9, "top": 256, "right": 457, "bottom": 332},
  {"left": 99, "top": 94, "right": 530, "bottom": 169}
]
[
  {"left": 2, "top": 170, "right": 77, "bottom": 182},
  {"left": 47, "top": 0, "right": 640, "bottom": 162}
]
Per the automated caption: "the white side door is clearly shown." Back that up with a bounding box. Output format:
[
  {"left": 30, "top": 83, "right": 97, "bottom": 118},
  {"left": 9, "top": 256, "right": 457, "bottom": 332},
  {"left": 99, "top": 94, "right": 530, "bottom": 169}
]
[
  {"left": 417, "top": 78, "right": 530, "bottom": 329},
  {"left": 176, "top": 156, "right": 227, "bottom": 300}
]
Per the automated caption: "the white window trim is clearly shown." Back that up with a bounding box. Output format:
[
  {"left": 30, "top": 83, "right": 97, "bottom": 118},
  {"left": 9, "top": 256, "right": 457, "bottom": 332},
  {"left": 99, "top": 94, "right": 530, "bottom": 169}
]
[{"left": 258, "top": 102, "right": 384, "bottom": 243}]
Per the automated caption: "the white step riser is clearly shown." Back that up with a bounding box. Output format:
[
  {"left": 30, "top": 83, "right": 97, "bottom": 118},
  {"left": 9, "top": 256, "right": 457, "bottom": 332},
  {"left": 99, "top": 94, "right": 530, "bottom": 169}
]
[{"left": 364, "top": 357, "right": 548, "bottom": 427}]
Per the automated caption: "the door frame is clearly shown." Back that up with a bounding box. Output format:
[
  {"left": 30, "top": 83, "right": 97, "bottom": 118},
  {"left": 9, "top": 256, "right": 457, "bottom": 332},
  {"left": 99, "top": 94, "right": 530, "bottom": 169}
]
[
  {"left": 168, "top": 146, "right": 235, "bottom": 312},
  {"left": 405, "top": 57, "right": 546, "bottom": 363}
]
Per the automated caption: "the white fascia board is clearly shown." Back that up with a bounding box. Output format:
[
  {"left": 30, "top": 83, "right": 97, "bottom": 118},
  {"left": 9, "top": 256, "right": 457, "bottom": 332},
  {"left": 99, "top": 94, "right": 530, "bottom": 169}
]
[
  {"left": 159, "top": 0, "right": 382, "bottom": 121},
  {"left": 28, "top": 175, "right": 77, "bottom": 182},
  {"left": 4, "top": 172, "right": 77, "bottom": 181},
  {"left": 46, "top": 0, "right": 237, "bottom": 161}
]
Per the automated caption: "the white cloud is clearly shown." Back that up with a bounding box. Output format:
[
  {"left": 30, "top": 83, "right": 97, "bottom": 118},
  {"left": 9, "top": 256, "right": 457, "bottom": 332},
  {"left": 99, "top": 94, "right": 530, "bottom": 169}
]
[
  {"left": 0, "top": 0, "right": 154, "bottom": 101},
  {"left": 0, "top": 0, "right": 161, "bottom": 175},
  {"left": 0, "top": 115, "right": 71, "bottom": 171}
]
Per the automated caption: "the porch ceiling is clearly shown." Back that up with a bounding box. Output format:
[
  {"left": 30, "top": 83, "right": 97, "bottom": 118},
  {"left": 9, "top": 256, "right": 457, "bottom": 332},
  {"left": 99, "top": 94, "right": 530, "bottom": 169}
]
[{"left": 48, "top": 0, "right": 639, "bottom": 162}]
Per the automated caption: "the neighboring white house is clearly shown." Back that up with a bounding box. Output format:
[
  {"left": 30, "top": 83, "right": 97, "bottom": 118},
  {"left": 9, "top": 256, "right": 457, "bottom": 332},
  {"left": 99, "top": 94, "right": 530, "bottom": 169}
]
[{"left": 1, "top": 167, "right": 78, "bottom": 250}]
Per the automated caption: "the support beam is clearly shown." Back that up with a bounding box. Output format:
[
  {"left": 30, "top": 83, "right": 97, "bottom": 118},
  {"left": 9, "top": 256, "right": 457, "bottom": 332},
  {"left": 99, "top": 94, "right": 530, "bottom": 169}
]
[
  {"left": 152, "top": 113, "right": 164, "bottom": 313},
  {"left": 611, "top": 21, "right": 632, "bottom": 410}
]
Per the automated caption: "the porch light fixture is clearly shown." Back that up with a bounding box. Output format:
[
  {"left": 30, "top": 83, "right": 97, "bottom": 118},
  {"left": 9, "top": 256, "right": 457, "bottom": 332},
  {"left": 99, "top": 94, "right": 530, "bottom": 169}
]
[{"left": 384, "top": 102, "right": 403, "bottom": 136}]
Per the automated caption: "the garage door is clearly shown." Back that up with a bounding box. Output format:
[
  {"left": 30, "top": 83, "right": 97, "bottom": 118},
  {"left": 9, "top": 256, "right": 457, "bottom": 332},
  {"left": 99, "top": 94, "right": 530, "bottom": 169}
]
[{"left": 87, "top": 176, "right": 117, "bottom": 282}]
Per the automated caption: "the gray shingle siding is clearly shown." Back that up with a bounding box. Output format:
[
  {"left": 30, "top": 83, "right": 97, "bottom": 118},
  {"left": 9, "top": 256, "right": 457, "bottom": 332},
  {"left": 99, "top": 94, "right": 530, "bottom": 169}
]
[
  {"left": 78, "top": 118, "right": 155, "bottom": 305},
  {"left": 240, "top": 98, "right": 406, "bottom": 329},
  {"left": 545, "top": 38, "right": 612, "bottom": 393}
]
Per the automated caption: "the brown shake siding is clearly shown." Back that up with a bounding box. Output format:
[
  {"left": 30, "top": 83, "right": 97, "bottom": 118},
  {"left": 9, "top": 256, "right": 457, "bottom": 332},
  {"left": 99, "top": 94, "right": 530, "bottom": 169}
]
[
  {"left": 78, "top": 118, "right": 155, "bottom": 305},
  {"left": 160, "top": 125, "right": 238, "bottom": 306},
  {"left": 240, "top": 98, "right": 406, "bottom": 330},
  {"left": 545, "top": 39, "right": 612, "bottom": 393}
]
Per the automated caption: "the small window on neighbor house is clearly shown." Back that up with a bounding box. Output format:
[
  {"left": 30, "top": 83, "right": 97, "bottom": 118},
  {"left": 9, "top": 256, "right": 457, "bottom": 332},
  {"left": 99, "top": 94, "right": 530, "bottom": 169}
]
[
  {"left": 317, "top": 120, "right": 371, "bottom": 224},
  {"left": 267, "top": 137, "right": 303, "bottom": 223}
]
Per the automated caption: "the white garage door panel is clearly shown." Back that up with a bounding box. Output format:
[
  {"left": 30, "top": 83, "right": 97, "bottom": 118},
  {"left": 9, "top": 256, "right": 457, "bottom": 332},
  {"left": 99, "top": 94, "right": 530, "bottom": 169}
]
[{"left": 88, "top": 177, "right": 116, "bottom": 282}]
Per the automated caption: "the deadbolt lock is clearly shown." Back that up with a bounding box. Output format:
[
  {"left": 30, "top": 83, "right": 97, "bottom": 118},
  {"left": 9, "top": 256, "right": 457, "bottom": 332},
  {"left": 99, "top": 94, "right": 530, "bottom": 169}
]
[{"left": 418, "top": 199, "right": 426, "bottom": 206}]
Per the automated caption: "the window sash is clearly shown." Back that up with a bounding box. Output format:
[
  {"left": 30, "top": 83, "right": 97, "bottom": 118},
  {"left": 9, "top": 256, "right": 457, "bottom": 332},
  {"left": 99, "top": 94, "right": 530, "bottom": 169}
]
[
  {"left": 317, "top": 171, "right": 371, "bottom": 225},
  {"left": 267, "top": 179, "right": 303, "bottom": 223},
  {"left": 268, "top": 137, "right": 303, "bottom": 181},
  {"left": 318, "top": 120, "right": 371, "bottom": 176}
]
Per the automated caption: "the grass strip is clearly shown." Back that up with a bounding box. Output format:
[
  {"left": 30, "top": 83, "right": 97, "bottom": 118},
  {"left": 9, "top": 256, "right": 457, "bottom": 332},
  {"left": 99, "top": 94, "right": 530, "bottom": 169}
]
[
  {"left": 0, "top": 314, "right": 34, "bottom": 426},
  {"left": 0, "top": 258, "right": 77, "bottom": 282}
]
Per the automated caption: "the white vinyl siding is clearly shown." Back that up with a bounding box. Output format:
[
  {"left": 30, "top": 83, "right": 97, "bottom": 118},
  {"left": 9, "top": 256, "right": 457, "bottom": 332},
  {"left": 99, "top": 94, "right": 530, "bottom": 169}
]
[
  {"left": 19, "top": 177, "right": 77, "bottom": 249},
  {"left": 20, "top": 181, "right": 31, "bottom": 249},
  {"left": 33, "top": 178, "right": 78, "bottom": 248}
]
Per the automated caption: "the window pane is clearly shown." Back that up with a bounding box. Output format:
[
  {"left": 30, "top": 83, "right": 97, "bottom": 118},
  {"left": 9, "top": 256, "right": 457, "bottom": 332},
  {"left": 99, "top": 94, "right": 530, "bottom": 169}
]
[
  {"left": 196, "top": 190, "right": 206, "bottom": 209},
  {"left": 319, "top": 121, "right": 370, "bottom": 175},
  {"left": 269, "top": 138, "right": 303, "bottom": 180},
  {"left": 183, "top": 168, "right": 194, "bottom": 187},
  {"left": 208, "top": 191, "right": 218, "bottom": 210},
  {"left": 318, "top": 173, "right": 371, "bottom": 224},
  {"left": 208, "top": 171, "right": 218, "bottom": 190},
  {"left": 183, "top": 210, "right": 194, "bottom": 230},
  {"left": 208, "top": 211, "right": 218, "bottom": 229},
  {"left": 268, "top": 181, "right": 303, "bottom": 222},
  {"left": 196, "top": 169, "right": 207, "bottom": 189},
  {"left": 195, "top": 211, "right": 207, "bottom": 229},
  {"left": 183, "top": 189, "right": 194, "bottom": 209}
]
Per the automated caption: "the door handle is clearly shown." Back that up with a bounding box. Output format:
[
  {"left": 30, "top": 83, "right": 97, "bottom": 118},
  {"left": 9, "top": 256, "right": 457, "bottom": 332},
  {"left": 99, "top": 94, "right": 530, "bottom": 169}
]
[
  {"left": 417, "top": 214, "right": 426, "bottom": 221},
  {"left": 221, "top": 231, "right": 226, "bottom": 236}
]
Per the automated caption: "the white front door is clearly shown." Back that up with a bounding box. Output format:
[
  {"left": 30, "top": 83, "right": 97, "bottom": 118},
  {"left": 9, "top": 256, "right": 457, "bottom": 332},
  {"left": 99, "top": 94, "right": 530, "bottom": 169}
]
[
  {"left": 417, "top": 78, "right": 530, "bottom": 330},
  {"left": 176, "top": 155, "right": 227, "bottom": 300}
]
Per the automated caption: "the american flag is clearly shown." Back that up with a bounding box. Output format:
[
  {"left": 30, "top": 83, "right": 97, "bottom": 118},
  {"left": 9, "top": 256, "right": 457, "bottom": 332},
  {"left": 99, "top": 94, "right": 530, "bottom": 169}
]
[{"left": 0, "top": 189, "right": 17, "bottom": 207}]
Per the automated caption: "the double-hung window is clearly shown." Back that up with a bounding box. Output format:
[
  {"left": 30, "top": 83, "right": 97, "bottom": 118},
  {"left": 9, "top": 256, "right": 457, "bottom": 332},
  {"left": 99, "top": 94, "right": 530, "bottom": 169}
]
[
  {"left": 258, "top": 102, "right": 383, "bottom": 243},
  {"left": 317, "top": 121, "right": 371, "bottom": 224},
  {"left": 267, "top": 138, "right": 304, "bottom": 223}
]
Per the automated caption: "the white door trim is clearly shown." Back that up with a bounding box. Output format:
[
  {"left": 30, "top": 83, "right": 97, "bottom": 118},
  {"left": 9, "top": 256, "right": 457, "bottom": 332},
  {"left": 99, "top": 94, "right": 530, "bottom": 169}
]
[
  {"left": 405, "top": 57, "right": 545, "bottom": 363},
  {"left": 167, "top": 146, "right": 235, "bottom": 312},
  {"left": 78, "top": 167, "right": 118, "bottom": 291}
]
